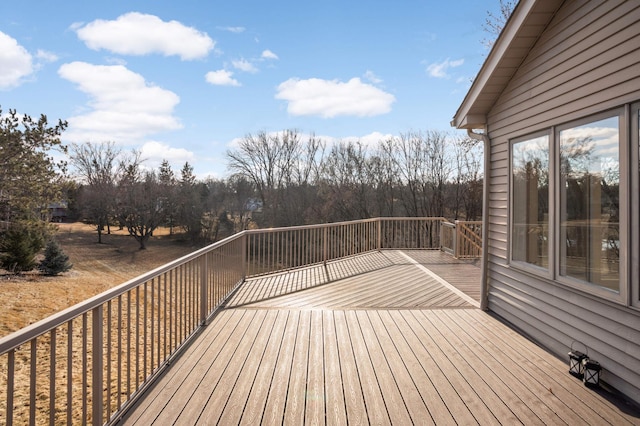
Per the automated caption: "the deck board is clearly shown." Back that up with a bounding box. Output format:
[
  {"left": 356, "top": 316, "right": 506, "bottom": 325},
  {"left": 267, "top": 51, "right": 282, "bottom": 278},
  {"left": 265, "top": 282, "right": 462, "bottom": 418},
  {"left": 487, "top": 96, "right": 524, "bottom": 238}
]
[
  {"left": 398, "top": 310, "right": 501, "bottom": 425},
  {"left": 363, "top": 310, "right": 433, "bottom": 424},
  {"left": 439, "top": 309, "right": 586, "bottom": 425},
  {"left": 332, "top": 310, "right": 368, "bottom": 425},
  {"left": 454, "top": 309, "right": 637, "bottom": 425},
  {"left": 322, "top": 310, "right": 348, "bottom": 426},
  {"left": 375, "top": 310, "right": 457, "bottom": 425},
  {"left": 282, "top": 310, "right": 310, "bottom": 425},
  {"left": 258, "top": 310, "right": 299, "bottom": 425},
  {"left": 424, "top": 310, "right": 538, "bottom": 424},
  {"left": 344, "top": 310, "right": 391, "bottom": 425},
  {"left": 121, "top": 250, "right": 640, "bottom": 425}
]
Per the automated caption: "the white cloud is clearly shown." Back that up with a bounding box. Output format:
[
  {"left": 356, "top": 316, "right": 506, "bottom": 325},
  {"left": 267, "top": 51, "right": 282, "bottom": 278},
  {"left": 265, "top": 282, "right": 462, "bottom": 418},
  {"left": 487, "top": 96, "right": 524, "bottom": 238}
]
[
  {"left": 363, "top": 70, "right": 382, "bottom": 84},
  {"left": 426, "top": 58, "right": 464, "bottom": 78},
  {"left": 232, "top": 58, "right": 258, "bottom": 73},
  {"left": 74, "top": 12, "right": 215, "bottom": 60},
  {"left": 105, "top": 57, "right": 128, "bottom": 66},
  {"left": 58, "top": 61, "right": 181, "bottom": 143},
  {"left": 219, "top": 26, "right": 245, "bottom": 33},
  {"left": 0, "top": 31, "right": 33, "bottom": 89},
  {"left": 205, "top": 69, "right": 241, "bottom": 87},
  {"left": 343, "top": 131, "right": 394, "bottom": 147},
  {"left": 140, "top": 141, "right": 194, "bottom": 167},
  {"left": 36, "top": 49, "right": 58, "bottom": 63},
  {"left": 261, "top": 49, "right": 278, "bottom": 60},
  {"left": 275, "top": 77, "right": 395, "bottom": 118}
]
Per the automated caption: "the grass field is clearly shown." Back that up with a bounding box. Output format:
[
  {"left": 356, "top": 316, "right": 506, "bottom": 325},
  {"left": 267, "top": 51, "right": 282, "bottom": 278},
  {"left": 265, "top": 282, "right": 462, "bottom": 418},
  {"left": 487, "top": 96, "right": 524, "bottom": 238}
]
[{"left": 0, "top": 222, "right": 198, "bottom": 338}]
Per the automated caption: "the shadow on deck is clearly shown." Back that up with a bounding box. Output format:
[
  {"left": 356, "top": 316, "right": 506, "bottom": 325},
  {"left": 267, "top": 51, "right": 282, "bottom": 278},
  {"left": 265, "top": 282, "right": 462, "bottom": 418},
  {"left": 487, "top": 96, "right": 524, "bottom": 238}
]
[
  {"left": 228, "top": 250, "right": 481, "bottom": 309},
  {"left": 120, "top": 250, "right": 640, "bottom": 425}
]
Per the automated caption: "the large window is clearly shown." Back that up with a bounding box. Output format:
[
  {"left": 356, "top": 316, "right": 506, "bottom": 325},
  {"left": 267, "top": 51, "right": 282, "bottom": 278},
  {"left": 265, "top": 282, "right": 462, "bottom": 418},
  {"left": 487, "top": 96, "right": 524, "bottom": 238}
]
[
  {"left": 512, "top": 134, "right": 549, "bottom": 269},
  {"left": 510, "top": 108, "right": 631, "bottom": 301},
  {"left": 559, "top": 115, "right": 620, "bottom": 292}
]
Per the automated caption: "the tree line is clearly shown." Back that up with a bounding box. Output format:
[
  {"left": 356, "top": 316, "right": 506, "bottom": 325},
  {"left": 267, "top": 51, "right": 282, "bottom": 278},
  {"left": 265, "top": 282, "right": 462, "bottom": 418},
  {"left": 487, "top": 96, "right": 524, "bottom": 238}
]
[
  {"left": 227, "top": 129, "right": 483, "bottom": 226},
  {"left": 67, "top": 129, "right": 482, "bottom": 249},
  {"left": 0, "top": 107, "right": 483, "bottom": 274}
]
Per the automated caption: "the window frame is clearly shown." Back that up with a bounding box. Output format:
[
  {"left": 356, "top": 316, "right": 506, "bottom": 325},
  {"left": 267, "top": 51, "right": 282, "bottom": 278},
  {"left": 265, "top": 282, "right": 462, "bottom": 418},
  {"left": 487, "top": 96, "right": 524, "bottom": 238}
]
[
  {"left": 631, "top": 102, "right": 640, "bottom": 309},
  {"left": 508, "top": 130, "right": 553, "bottom": 278},
  {"left": 554, "top": 108, "right": 627, "bottom": 304},
  {"left": 508, "top": 107, "right": 631, "bottom": 305}
]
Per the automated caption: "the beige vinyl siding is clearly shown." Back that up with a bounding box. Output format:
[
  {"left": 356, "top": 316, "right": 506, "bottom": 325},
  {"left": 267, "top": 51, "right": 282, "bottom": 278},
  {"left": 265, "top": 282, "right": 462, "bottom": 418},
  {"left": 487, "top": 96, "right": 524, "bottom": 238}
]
[
  {"left": 485, "top": 0, "right": 640, "bottom": 402},
  {"left": 489, "top": 0, "right": 640, "bottom": 139}
]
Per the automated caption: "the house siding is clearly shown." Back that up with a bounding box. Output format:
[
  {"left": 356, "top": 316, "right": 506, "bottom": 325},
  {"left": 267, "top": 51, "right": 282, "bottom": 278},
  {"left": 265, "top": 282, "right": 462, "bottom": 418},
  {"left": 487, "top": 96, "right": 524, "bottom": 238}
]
[{"left": 486, "top": 0, "right": 640, "bottom": 402}]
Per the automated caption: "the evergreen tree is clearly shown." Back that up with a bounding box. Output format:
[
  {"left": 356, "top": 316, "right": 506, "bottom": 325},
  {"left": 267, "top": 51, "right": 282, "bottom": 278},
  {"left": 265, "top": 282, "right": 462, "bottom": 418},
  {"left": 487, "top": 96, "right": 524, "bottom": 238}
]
[
  {"left": 158, "top": 159, "right": 178, "bottom": 234},
  {"left": 0, "top": 107, "right": 68, "bottom": 223},
  {"left": 38, "top": 239, "right": 72, "bottom": 276},
  {"left": 0, "top": 221, "right": 50, "bottom": 273},
  {"left": 178, "top": 162, "right": 205, "bottom": 242}
]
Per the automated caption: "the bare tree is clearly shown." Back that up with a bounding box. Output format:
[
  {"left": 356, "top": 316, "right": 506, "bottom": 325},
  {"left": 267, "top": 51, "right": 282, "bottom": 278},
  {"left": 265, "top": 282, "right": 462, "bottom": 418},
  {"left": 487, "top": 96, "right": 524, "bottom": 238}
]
[
  {"left": 226, "top": 175, "right": 257, "bottom": 232},
  {"left": 227, "top": 130, "right": 325, "bottom": 227},
  {"left": 392, "top": 130, "right": 452, "bottom": 218},
  {"left": 116, "top": 151, "right": 164, "bottom": 250},
  {"left": 449, "top": 136, "right": 484, "bottom": 220},
  {"left": 200, "top": 177, "right": 234, "bottom": 242},
  {"left": 482, "top": 0, "right": 517, "bottom": 48},
  {"left": 69, "top": 142, "right": 121, "bottom": 243},
  {"left": 319, "top": 140, "right": 374, "bottom": 221},
  {"left": 370, "top": 138, "right": 400, "bottom": 217}
]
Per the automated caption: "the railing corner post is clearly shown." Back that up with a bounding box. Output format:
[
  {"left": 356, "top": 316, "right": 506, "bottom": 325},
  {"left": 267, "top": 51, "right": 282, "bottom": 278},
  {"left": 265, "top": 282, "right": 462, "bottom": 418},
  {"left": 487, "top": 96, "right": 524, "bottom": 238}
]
[
  {"left": 377, "top": 219, "right": 382, "bottom": 251},
  {"left": 454, "top": 220, "right": 460, "bottom": 258}
]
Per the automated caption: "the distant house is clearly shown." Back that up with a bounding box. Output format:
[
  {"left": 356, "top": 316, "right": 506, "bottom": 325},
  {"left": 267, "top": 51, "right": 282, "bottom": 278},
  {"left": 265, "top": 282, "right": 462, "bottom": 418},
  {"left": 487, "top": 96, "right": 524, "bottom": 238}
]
[
  {"left": 452, "top": 0, "right": 640, "bottom": 404},
  {"left": 48, "top": 201, "right": 68, "bottom": 222}
]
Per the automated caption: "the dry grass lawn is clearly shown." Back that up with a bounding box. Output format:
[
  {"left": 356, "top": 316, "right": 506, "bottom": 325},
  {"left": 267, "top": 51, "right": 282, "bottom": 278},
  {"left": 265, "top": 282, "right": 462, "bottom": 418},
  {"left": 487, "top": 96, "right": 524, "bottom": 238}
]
[{"left": 0, "top": 222, "right": 198, "bottom": 338}]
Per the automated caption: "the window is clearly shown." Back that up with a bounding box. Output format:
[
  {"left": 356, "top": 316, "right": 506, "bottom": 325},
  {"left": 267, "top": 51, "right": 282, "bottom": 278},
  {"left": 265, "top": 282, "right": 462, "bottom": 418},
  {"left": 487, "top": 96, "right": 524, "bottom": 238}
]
[
  {"left": 511, "top": 134, "right": 549, "bottom": 269},
  {"left": 559, "top": 114, "right": 620, "bottom": 292},
  {"left": 510, "top": 108, "right": 633, "bottom": 302}
]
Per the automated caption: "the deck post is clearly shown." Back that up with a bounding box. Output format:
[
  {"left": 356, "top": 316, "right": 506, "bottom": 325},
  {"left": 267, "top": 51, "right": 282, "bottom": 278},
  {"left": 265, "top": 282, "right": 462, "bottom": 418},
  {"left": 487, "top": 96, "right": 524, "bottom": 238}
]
[
  {"left": 323, "top": 226, "right": 328, "bottom": 265},
  {"left": 200, "top": 254, "right": 208, "bottom": 325},
  {"left": 377, "top": 219, "right": 382, "bottom": 251},
  {"left": 454, "top": 220, "right": 459, "bottom": 258},
  {"left": 242, "top": 233, "right": 247, "bottom": 280},
  {"left": 92, "top": 306, "right": 104, "bottom": 426}
]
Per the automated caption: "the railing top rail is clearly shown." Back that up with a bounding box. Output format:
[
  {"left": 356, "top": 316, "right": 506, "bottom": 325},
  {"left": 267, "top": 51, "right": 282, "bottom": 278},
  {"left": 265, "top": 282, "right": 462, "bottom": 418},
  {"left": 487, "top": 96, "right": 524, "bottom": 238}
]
[
  {"left": 0, "top": 231, "right": 246, "bottom": 354},
  {"left": 243, "top": 216, "right": 448, "bottom": 235}
]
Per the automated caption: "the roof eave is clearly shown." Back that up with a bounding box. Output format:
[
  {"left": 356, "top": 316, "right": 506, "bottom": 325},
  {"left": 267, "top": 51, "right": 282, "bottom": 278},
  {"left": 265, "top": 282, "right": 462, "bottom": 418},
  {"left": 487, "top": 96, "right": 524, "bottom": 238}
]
[{"left": 452, "top": 0, "right": 560, "bottom": 130}]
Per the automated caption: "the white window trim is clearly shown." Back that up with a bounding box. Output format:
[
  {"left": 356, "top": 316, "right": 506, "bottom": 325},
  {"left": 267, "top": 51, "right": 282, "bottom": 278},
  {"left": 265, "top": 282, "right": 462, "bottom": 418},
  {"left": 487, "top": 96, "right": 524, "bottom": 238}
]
[
  {"left": 631, "top": 103, "right": 640, "bottom": 309},
  {"left": 554, "top": 108, "right": 627, "bottom": 305},
  {"left": 508, "top": 107, "right": 634, "bottom": 306},
  {"left": 508, "top": 130, "right": 553, "bottom": 279}
]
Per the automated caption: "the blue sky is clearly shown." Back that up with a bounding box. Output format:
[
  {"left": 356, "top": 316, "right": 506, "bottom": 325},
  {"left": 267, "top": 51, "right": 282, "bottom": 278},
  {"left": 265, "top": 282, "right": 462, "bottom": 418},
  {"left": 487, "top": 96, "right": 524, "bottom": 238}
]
[{"left": 1, "top": 1, "right": 498, "bottom": 178}]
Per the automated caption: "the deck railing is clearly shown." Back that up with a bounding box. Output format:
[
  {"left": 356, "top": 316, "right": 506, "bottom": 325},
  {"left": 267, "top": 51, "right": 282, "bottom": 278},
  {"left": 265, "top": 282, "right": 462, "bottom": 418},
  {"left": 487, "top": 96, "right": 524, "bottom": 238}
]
[
  {"left": 455, "top": 220, "right": 483, "bottom": 259},
  {"left": 439, "top": 220, "right": 483, "bottom": 259},
  {"left": 0, "top": 217, "right": 455, "bottom": 425}
]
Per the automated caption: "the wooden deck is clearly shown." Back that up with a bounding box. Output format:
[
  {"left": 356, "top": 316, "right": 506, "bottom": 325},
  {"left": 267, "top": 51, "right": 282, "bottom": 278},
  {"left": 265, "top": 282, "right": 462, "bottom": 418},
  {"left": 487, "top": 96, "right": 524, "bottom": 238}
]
[{"left": 120, "top": 250, "right": 639, "bottom": 425}]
